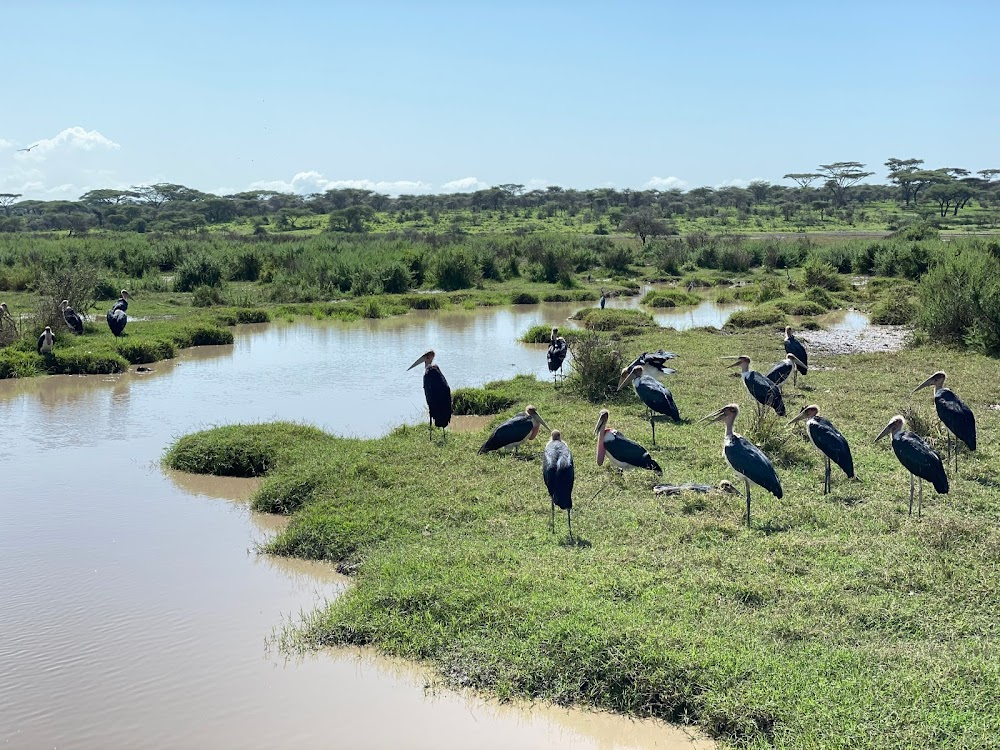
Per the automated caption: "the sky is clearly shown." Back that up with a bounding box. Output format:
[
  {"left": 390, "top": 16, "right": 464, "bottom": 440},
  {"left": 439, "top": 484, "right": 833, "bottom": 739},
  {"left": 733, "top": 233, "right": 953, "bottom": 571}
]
[{"left": 2, "top": 0, "right": 998, "bottom": 201}]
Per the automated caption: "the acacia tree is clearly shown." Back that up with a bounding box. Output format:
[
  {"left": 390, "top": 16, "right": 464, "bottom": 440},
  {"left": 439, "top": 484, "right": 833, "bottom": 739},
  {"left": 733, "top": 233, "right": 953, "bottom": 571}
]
[
  {"left": 0, "top": 193, "right": 21, "bottom": 216},
  {"left": 817, "top": 162, "right": 874, "bottom": 206},
  {"left": 783, "top": 173, "right": 822, "bottom": 189},
  {"left": 885, "top": 157, "right": 924, "bottom": 205},
  {"left": 618, "top": 210, "right": 671, "bottom": 245}
]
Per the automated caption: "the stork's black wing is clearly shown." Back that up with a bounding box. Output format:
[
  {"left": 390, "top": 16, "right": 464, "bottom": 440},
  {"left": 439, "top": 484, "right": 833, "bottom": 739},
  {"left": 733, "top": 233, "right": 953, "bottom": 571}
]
[
  {"left": 546, "top": 339, "right": 568, "bottom": 372},
  {"left": 935, "top": 389, "right": 976, "bottom": 451},
  {"left": 423, "top": 365, "right": 452, "bottom": 428},
  {"left": 765, "top": 360, "right": 792, "bottom": 386},
  {"left": 892, "top": 431, "right": 949, "bottom": 494},
  {"left": 744, "top": 371, "right": 785, "bottom": 416},
  {"left": 63, "top": 308, "right": 83, "bottom": 335},
  {"left": 726, "top": 436, "right": 783, "bottom": 498},
  {"left": 784, "top": 336, "right": 808, "bottom": 373},
  {"left": 634, "top": 375, "right": 680, "bottom": 421},
  {"left": 542, "top": 441, "right": 574, "bottom": 510},
  {"left": 808, "top": 417, "right": 854, "bottom": 478},
  {"left": 478, "top": 412, "right": 532, "bottom": 454},
  {"left": 111, "top": 298, "right": 128, "bottom": 313},
  {"left": 107, "top": 309, "right": 127, "bottom": 337},
  {"left": 37, "top": 333, "right": 46, "bottom": 353},
  {"left": 605, "top": 431, "right": 662, "bottom": 474}
]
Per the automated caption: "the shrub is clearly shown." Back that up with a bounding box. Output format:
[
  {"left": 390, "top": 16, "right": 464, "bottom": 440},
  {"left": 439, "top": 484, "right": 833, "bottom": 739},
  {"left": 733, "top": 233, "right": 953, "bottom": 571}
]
[
  {"left": 403, "top": 294, "right": 444, "bottom": 310},
  {"left": 640, "top": 289, "right": 699, "bottom": 307},
  {"left": 566, "top": 332, "right": 626, "bottom": 403},
  {"left": 116, "top": 338, "right": 176, "bottom": 364},
  {"left": 571, "top": 308, "right": 656, "bottom": 333},
  {"left": 432, "top": 248, "right": 481, "bottom": 291},
  {"left": 870, "top": 294, "right": 917, "bottom": 325},
  {"left": 754, "top": 279, "right": 784, "bottom": 304},
  {"left": 918, "top": 246, "right": 1000, "bottom": 354},
  {"left": 775, "top": 299, "right": 827, "bottom": 316},
  {"left": 802, "top": 260, "right": 844, "bottom": 291},
  {"left": 192, "top": 285, "right": 223, "bottom": 307},
  {"left": 520, "top": 325, "right": 556, "bottom": 344},
  {"left": 175, "top": 254, "right": 223, "bottom": 291},
  {"left": 804, "top": 286, "right": 836, "bottom": 309},
  {"left": 452, "top": 386, "right": 518, "bottom": 415},
  {"left": 177, "top": 324, "right": 234, "bottom": 347},
  {"left": 725, "top": 306, "right": 787, "bottom": 329},
  {"left": 510, "top": 291, "right": 540, "bottom": 304}
]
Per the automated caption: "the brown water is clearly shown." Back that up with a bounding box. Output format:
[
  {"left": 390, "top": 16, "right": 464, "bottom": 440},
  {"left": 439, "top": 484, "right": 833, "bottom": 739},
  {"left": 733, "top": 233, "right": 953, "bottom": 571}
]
[{"left": 0, "top": 300, "right": 754, "bottom": 749}]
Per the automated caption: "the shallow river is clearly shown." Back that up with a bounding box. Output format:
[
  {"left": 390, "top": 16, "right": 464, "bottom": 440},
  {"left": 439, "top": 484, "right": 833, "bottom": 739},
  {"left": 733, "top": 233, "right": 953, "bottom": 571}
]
[{"left": 1, "top": 297, "right": 843, "bottom": 749}]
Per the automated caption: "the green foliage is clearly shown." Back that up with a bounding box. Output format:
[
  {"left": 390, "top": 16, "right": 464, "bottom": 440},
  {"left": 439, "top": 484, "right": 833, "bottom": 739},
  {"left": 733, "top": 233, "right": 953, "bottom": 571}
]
[
  {"left": 640, "top": 289, "right": 700, "bottom": 307},
  {"left": 510, "top": 291, "right": 540, "bottom": 304},
  {"left": 725, "top": 306, "right": 787, "bottom": 329},
  {"left": 0, "top": 348, "right": 41, "bottom": 378},
  {"left": 918, "top": 244, "right": 1000, "bottom": 354},
  {"left": 165, "top": 422, "right": 332, "bottom": 476},
  {"left": 176, "top": 323, "right": 234, "bottom": 347},
  {"left": 566, "top": 332, "right": 625, "bottom": 402},
  {"left": 520, "top": 325, "right": 556, "bottom": 344},
  {"left": 176, "top": 254, "right": 224, "bottom": 291},
  {"left": 47, "top": 348, "right": 129, "bottom": 375},
  {"left": 802, "top": 259, "right": 844, "bottom": 291},
  {"left": 870, "top": 294, "right": 918, "bottom": 325},
  {"left": 775, "top": 299, "right": 827, "bottom": 316},
  {"left": 754, "top": 278, "right": 785, "bottom": 304},
  {"left": 115, "top": 337, "right": 176, "bottom": 364},
  {"left": 451, "top": 386, "right": 518, "bottom": 415},
  {"left": 571, "top": 308, "right": 656, "bottom": 333},
  {"left": 192, "top": 284, "right": 223, "bottom": 307},
  {"left": 432, "top": 247, "right": 481, "bottom": 291},
  {"left": 803, "top": 286, "right": 836, "bottom": 309}
]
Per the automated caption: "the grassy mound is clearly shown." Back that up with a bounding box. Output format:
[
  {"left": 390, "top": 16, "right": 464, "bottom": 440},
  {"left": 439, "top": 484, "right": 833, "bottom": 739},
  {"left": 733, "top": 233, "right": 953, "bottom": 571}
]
[
  {"left": 774, "top": 299, "right": 827, "bottom": 316},
  {"left": 724, "top": 306, "right": 787, "bottom": 329},
  {"left": 641, "top": 289, "right": 700, "bottom": 308},
  {"left": 452, "top": 383, "right": 519, "bottom": 415},
  {"left": 570, "top": 308, "right": 657, "bottom": 333}
]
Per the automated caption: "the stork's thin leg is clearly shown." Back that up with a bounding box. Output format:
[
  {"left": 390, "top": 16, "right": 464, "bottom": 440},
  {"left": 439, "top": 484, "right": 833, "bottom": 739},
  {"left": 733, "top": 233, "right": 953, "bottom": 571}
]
[
  {"left": 428, "top": 417, "right": 433, "bottom": 440},
  {"left": 955, "top": 438, "right": 959, "bottom": 473},
  {"left": 825, "top": 457, "right": 831, "bottom": 495},
  {"left": 793, "top": 369, "right": 798, "bottom": 387},
  {"left": 567, "top": 509, "right": 573, "bottom": 542},
  {"left": 918, "top": 478, "right": 923, "bottom": 518},
  {"left": 744, "top": 478, "right": 751, "bottom": 528},
  {"left": 551, "top": 502, "right": 555, "bottom": 533},
  {"left": 909, "top": 473, "right": 914, "bottom": 515},
  {"left": 651, "top": 417, "right": 656, "bottom": 446}
]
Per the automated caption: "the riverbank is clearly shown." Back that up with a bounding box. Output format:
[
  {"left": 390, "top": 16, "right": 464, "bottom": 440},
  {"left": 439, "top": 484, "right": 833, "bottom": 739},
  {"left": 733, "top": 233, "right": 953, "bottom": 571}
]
[{"left": 165, "top": 325, "right": 1000, "bottom": 749}]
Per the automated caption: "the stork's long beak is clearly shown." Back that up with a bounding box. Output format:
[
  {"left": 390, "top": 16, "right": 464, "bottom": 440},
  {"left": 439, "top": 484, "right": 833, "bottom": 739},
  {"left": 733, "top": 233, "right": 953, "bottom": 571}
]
[
  {"left": 913, "top": 375, "right": 937, "bottom": 393},
  {"left": 616, "top": 372, "right": 631, "bottom": 391},
  {"left": 787, "top": 408, "right": 809, "bottom": 427},
  {"left": 407, "top": 355, "right": 426, "bottom": 371},
  {"left": 720, "top": 357, "right": 742, "bottom": 368},
  {"left": 699, "top": 407, "right": 727, "bottom": 425},
  {"left": 594, "top": 413, "right": 608, "bottom": 436},
  {"left": 788, "top": 354, "right": 806, "bottom": 370},
  {"left": 874, "top": 422, "right": 894, "bottom": 443},
  {"left": 536, "top": 414, "right": 551, "bottom": 432},
  {"left": 662, "top": 367, "right": 678, "bottom": 376}
]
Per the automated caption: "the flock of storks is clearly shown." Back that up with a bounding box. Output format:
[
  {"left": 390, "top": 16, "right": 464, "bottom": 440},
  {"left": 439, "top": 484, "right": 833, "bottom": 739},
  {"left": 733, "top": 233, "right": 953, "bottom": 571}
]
[
  {"left": 0, "top": 291, "right": 133, "bottom": 354},
  {"left": 408, "top": 324, "right": 977, "bottom": 539}
]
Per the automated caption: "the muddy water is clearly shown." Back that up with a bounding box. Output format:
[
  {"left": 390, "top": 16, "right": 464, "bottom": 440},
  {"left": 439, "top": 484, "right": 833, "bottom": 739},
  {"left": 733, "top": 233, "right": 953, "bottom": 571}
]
[{"left": 0, "top": 303, "right": 719, "bottom": 749}]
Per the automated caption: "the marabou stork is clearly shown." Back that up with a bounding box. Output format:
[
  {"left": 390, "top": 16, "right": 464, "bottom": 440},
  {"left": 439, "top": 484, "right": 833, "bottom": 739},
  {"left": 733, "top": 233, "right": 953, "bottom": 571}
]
[
  {"left": 624, "top": 350, "right": 678, "bottom": 380},
  {"left": 700, "top": 404, "right": 782, "bottom": 527},
  {"left": 594, "top": 409, "right": 662, "bottom": 475},
  {"left": 0, "top": 302, "right": 13, "bottom": 324},
  {"left": 478, "top": 405, "right": 550, "bottom": 455},
  {"left": 725, "top": 356, "right": 785, "bottom": 416},
  {"left": 599, "top": 290, "right": 606, "bottom": 309},
  {"left": 408, "top": 350, "right": 452, "bottom": 441},
  {"left": 542, "top": 430, "right": 575, "bottom": 539},
  {"left": 546, "top": 327, "right": 568, "bottom": 383},
  {"left": 913, "top": 371, "right": 976, "bottom": 473},
  {"left": 60, "top": 300, "right": 84, "bottom": 335},
  {"left": 788, "top": 405, "right": 855, "bottom": 494},
  {"left": 875, "top": 415, "right": 949, "bottom": 516},
  {"left": 783, "top": 326, "right": 808, "bottom": 385},
  {"left": 106, "top": 290, "right": 131, "bottom": 337},
  {"left": 37, "top": 326, "right": 54, "bottom": 354},
  {"left": 617, "top": 364, "right": 680, "bottom": 445},
  {"left": 765, "top": 353, "right": 807, "bottom": 387}
]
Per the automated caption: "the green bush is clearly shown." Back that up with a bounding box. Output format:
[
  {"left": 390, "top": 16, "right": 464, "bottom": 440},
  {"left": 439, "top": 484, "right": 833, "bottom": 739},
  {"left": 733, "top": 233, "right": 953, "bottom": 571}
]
[
  {"left": 918, "top": 246, "right": 1000, "bottom": 354},
  {"left": 510, "top": 292, "right": 540, "bottom": 304},
  {"left": 452, "top": 386, "right": 517, "bottom": 415},
  {"left": 176, "top": 254, "right": 224, "bottom": 291},
  {"left": 640, "top": 289, "right": 699, "bottom": 307},
  {"left": 724, "top": 306, "right": 787, "bottom": 329},
  {"left": 870, "top": 294, "right": 917, "bottom": 325},
  {"left": 192, "top": 285, "right": 223, "bottom": 307},
  {"left": 802, "top": 260, "right": 844, "bottom": 291},
  {"left": 775, "top": 299, "right": 827, "bottom": 316},
  {"left": 48, "top": 348, "right": 129, "bottom": 375},
  {"left": 566, "top": 332, "right": 626, "bottom": 403},
  {"left": 570, "top": 308, "right": 656, "bottom": 333},
  {"left": 520, "top": 325, "right": 556, "bottom": 344},
  {"left": 804, "top": 286, "right": 836, "bottom": 309},
  {"left": 116, "top": 338, "right": 176, "bottom": 364}
]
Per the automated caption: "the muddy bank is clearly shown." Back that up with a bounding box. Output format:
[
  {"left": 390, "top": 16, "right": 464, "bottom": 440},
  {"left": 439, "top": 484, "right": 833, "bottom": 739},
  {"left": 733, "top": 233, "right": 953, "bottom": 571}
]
[{"left": 800, "top": 322, "right": 910, "bottom": 354}]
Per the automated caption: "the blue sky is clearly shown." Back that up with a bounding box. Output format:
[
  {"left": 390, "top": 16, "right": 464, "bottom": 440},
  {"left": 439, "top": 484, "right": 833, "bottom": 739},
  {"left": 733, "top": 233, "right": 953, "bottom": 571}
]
[{"left": 2, "top": 0, "right": 997, "bottom": 200}]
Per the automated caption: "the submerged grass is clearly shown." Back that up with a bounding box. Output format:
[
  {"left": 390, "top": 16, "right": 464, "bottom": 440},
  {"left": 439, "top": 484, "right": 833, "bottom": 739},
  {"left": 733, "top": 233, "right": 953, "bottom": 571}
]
[{"left": 165, "top": 325, "right": 1000, "bottom": 749}]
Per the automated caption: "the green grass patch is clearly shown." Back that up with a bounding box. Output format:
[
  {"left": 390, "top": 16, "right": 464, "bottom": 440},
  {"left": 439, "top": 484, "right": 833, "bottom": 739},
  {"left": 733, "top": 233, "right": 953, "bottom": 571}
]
[
  {"left": 510, "top": 291, "right": 541, "bottom": 304},
  {"left": 641, "top": 289, "right": 700, "bottom": 307},
  {"left": 452, "top": 384, "right": 519, "bottom": 415},
  {"left": 871, "top": 294, "right": 918, "bottom": 325},
  {"left": 115, "top": 337, "right": 177, "bottom": 364},
  {"left": 570, "top": 308, "right": 657, "bottom": 333},
  {"left": 724, "top": 306, "right": 787, "bottom": 329},
  {"left": 774, "top": 299, "right": 828, "bottom": 316}
]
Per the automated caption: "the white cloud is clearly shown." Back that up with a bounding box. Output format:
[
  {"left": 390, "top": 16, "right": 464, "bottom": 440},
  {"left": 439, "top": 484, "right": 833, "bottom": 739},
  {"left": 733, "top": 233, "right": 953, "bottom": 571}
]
[
  {"left": 248, "top": 171, "right": 433, "bottom": 196},
  {"left": 0, "top": 137, "right": 13, "bottom": 151},
  {"left": 643, "top": 176, "right": 688, "bottom": 191},
  {"left": 14, "top": 126, "right": 120, "bottom": 162},
  {"left": 440, "top": 176, "right": 488, "bottom": 192}
]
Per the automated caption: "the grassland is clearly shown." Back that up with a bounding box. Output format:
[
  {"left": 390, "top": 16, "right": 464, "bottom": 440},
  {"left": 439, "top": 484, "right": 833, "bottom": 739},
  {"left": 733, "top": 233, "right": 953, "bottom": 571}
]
[{"left": 165, "top": 322, "right": 1000, "bottom": 749}]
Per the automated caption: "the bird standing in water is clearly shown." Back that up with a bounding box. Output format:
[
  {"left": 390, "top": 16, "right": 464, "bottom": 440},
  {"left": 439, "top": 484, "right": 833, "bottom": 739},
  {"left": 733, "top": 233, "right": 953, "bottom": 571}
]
[{"left": 408, "top": 350, "right": 452, "bottom": 441}]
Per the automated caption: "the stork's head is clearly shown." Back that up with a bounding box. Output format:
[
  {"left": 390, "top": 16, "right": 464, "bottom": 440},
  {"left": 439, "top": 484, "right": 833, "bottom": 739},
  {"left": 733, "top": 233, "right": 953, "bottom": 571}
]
[
  {"left": 784, "top": 325, "right": 793, "bottom": 338},
  {"left": 788, "top": 404, "right": 820, "bottom": 426},
  {"left": 60, "top": 299, "right": 70, "bottom": 311},
  {"left": 43, "top": 326, "right": 52, "bottom": 334},
  {"left": 549, "top": 429, "right": 562, "bottom": 443},
  {"left": 551, "top": 326, "right": 558, "bottom": 340},
  {"left": 407, "top": 350, "right": 435, "bottom": 371},
  {"left": 121, "top": 289, "right": 131, "bottom": 300},
  {"left": 0, "top": 303, "right": 9, "bottom": 319},
  {"left": 914, "top": 371, "right": 946, "bottom": 393},
  {"left": 723, "top": 355, "right": 751, "bottom": 372},
  {"left": 524, "top": 404, "right": 550, "bottom": 430},
  {"left": 874, "top": 415, "right": 906, "bottom": 443},
  {"left": 594, "top": 408, "right": 610, "bottom": 436},
  {"left": 785, "top": 352, "right": 806, "bottom": 370},
  {"left": 699, "top": 403, "right": 740, "bottom": 428},
  {"left": 616, "top": 365, "right": 644, "bottom": 391}
]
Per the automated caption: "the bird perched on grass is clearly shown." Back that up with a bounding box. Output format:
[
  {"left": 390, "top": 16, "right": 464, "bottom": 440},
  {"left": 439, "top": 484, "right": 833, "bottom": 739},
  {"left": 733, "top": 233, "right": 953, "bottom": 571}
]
[
  {"left": 617, "top": 364, "right": 680, "bottom": 445},
  {"left": 700, "top": 403, "right": 782, "bottom": 527},
  {"left": 913, "top": 371, "right": 975, "bottom": 473},
  {"left": 875, "top": 414, "right": 948, "bottom": 516},
  {"left": 546, "top": 327, "right": 568, "bottom": 384},
  {"left": 479, "top": 405, "right": 550, "bottom": 455},
  {"left": 37, "top": 326, "right": 54, "bottom": 354},
  {"left": 594, "top": 408, "right": 662, "bottom": 475},
  {"left": 783, "top": 326, "right": 808, "bottom": 385},
  {"left": 542, "top": 430, "right": 575, "bottom": 539},
  {"left": 788, "top": 404, "right": 854, "bottom": 494},
  {"left": 60, "top": 300, "right": 84, "bottom": 335},
  {"left": 408, "top": 350, "right": 452, "bottom": 441},
  {"left": 766, "top": 353, "right": 807, "bottom": 387},
  {"left": 725, "top": 355, "right": 785, "bottom": 416}
]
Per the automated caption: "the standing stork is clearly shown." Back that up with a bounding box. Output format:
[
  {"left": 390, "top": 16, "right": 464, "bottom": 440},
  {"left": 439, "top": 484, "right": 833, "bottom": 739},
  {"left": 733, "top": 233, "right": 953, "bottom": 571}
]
[
  {"left": 478, "top": 405, "right": 550, "bottom": 455},
  {"left": 725, "top": 356, "right": 785, "bottom": 417},
  {"left": 546, "top": 328, "right": 568, "bottom": 384},
  {"left": 594, "top": 408, "right": 662, "bottom": 475},
  {"left": 783, "top": 326, "right": 808, "bottom": 385},
  {"left": 913, "top": 371, "right": 976, "bottom": 473},
  {"left": 542, "top": 430, "right": 575, "bottom": 540},
  {"left": 624, "top": 350, "right": 678, "bottom": 380},
  {"left": 0, "top": 302, "right": 13, "bottom": 325},
  {"left": 110, "top": 289, "right": 131, "bottom": 313},
  {"left": 700, "top": 404, "right": 782, "bottom": 527},
  {"left": 60, "top": 300, "right": 84, "bottom": 335},
  {"left": 617, "top": 364, "right": 680, "bottom": 445},
  {"left": 37, "top": 326, "right": 54, "bottom": 354},
  {"left": 788, "top": 405, "right": 855, "bottom": 494},
  {"left": 599, "top": 290, "right": 606, "bottom": 309},
  {"left": 408, "top": 350, "right": 452, "bottom": 441},
  {"left": 875, "top": 415, "right": 949, "bottom": 516},
  {"left": 106, "top": 290, "right": 131, "bottom": 337},
  {"left": 765, "top": 353, "right": 807, "bottom": 387}
]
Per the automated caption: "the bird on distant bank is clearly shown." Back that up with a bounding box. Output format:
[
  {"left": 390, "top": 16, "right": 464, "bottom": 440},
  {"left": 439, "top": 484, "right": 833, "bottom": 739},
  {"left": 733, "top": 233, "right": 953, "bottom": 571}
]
[
  {"left": 766, "top": 353, "right": 807, "bottom": 387},
  {"left": 408, "top": 350, "right": 452, "bottom": 441},
  {"left": 546, "top": 327, "right": 568, "bottom": 384},
  {"left": 783, "top": 326, "right": 808, "bottom": 385},
  {"left": 788, "top": 404, "right": 855, "bottom": 494},
  {"left": 599, "top": 289, "right": 606, "bottom": 309},
  {"left": 0, "top": 302, "right": 13, "bottom": 326},
  {"left": 617, "top": 364, "right": 680, "bottom": 445},
  {"left": 60, "top": 300, "right": 84, "bottom": 335},
  {"left": 542, "top": 430, "right": 575, "bottom": 540},
  {"left": 594, "top": 408, "right": 662, "bottom": 476},
  {"left": 700, "top": 403, "right": 782, "bottom": 527},
  {"left": 106, "top": 290, "right": 131, "bottom": 337},
  {"left": 37, "top": 326, "right": 54, "bottom": 354},
  {"left": 875, "top": 414, "right": 948, "bottom": 517},
  {"left": 725, "top": 355, "right": 785, "bottom": 416},
  {"left": 478, "top": 405, "right": 550, "bottom": 455},
  {"left": 913, "top": 371, "right": 976, "bottom": 474}
]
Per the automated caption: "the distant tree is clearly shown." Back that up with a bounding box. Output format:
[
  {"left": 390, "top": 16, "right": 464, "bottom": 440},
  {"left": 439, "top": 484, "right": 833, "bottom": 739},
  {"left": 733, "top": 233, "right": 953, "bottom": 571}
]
[
  {"left": 747, "top": 180, "right": 771, "bottom": 203},
  {"left": 329, "top": 205, "right": 374, "bottom": 233},
  {"left": 885, "top": 157, "right": 924, "bottom": 205},
  {"left": 0, "top": 193, "right": 22, "bottom": 216},
  {"left": 618, "top": 210, "right": 671, "bottom": 245},
  {"left": 908, "top": 169, "right": 952, "bottom": 204},
  {"left": 817, "top": 162, "right": 875, "bottom": 206},
  {"left": 80, "top": 188, "right": 139, "bottom": 205},
  {"left": 783, "top": 173, "right": 822, "bottom": 189},
  {"left": 977, "top": 169, "right": 1000, "bottom": 184}
]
